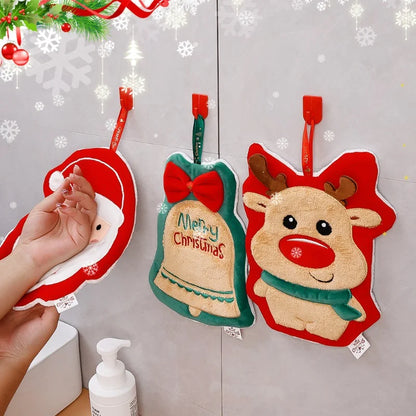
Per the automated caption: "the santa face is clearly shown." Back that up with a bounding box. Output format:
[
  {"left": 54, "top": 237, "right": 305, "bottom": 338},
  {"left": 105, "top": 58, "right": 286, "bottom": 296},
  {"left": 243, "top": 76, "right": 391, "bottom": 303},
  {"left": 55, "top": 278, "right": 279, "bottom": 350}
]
[{"left": 27, "top": 193, "right": 124, "bottom": 293}]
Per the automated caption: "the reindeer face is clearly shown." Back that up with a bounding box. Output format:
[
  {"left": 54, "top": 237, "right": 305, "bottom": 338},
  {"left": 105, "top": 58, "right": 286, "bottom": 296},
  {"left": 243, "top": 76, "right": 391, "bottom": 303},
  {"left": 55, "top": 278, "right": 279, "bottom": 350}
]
[
  {"left": 245, "top": 186, "right": 380, "bottom": 290},
  {"left": 243, "top": 154, "right": 381, "bottom": 291}
]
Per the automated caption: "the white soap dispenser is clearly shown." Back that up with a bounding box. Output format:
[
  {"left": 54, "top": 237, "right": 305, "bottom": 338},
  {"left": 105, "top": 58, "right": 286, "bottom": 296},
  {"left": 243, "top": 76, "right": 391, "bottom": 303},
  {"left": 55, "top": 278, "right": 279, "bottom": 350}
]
[{"left": 88, "top": 338, "right": 138, "bottom": 416}]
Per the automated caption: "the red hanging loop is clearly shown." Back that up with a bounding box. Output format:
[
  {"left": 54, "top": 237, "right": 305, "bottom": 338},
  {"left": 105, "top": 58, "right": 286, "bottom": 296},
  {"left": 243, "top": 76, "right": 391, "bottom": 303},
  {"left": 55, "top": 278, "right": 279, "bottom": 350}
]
[
  {"left": 302, "top": 96, "right": 322, "bottom": 176},
  {"left": 110, "top": 87, "right": 133, "bottom": 152}
]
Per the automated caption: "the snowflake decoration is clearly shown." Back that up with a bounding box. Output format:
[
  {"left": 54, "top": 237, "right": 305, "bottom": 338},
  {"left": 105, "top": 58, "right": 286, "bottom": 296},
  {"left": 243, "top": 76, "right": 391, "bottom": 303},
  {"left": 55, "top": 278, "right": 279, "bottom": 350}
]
[
  {"left": 95, "top": 84, "right": 111, "bottom": 100},
  {"left": 270, "top": 192, "right": 284, "bottom": 206},
  {"left": 105, "top": 118, "right": 116, "bottom": 131},
  {"left": 291, "top": 0, "right": 304, "bottom": 11},
  {"left": 157, "top": 201, "right": 169, "bottom": 214},
  {"left": 26, "top": 32, "right": 94, "bottom": 96},
  {"left": 177, "top": 40, "right": 195, "bottom": 57},
  {"left": 317, "top": 54, "right": 326, "bottom": 63},
  {"left": 276, "top": 137, "right": 289, "bottom": 150},
  {"left": 207, "top": 98, "right": 216, "bottom": 109},
  {"left": 291, "top": 247, "right": 303, "bottom": 259},
  {"left": 164, "top": 4, "right": 187, "bottom": 31},
  {"left": 83, "top": 263, "right": 99, "bottom": 276},
  {"left": 355, "top": 26, "right": 376, "bottom": 46},
  {"left": 121, "top": 73, "right": 145, "bottom": 96},
  {"left": 112, "top": 14, "right": 129, "bottom": 31},
  {"left": 219, "top": 0, "right": 261, "bottom": 38},
  {"left": 34, "top": 28, "right": 62, "bottom": 54},
  {"left": 0, "top": 120, "right": 20, "bottom": 144},
  {"left": 396, "top": 6, "right": 416, "bottom": 39},
  {"left": 34, "top": 101, "right": 45, "bottom": 111},
  {"left": 323, "top": 130, "right": 335, "bottom": 142},
  {"left": 350, "top": 2, "right": 364, "bottom": 18},
  {"left": 9, "top": 201, "right": 17, "bottom": 209},
  {"left": 97, "top": 40, "right": 115, "bottom": 58},
  {"left": 0, "top": 60, "right": 21, "bottom": 83},
  {"left": 53, "top": 94, "right": 65, "bottom": 107},
  {"left": 316, "top": 1, "right": 330, "bottom": 11},
  {"left": 54, "top": 135, "right": 68, "bottom": 149},
  {"left": 202, "top": 156, "right": 216, "bottom": 169}
]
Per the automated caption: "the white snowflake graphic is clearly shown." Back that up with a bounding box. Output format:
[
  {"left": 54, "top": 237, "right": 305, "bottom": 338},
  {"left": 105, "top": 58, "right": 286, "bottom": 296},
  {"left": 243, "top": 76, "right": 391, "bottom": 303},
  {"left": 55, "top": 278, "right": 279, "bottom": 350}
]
[
  {"left": 316, "top": 1, "right": 330, "bottom": 12},
  {"left": 164, "top": 4, "right": 188, "bottom": 31},
  {"left": 157, "top": 201, "right": 169, "bottom": 214},
  {"left": 121, "top": 73, "right": 145, "bottom": 96},
  {"left": 350, "top": 2, "right": 364, "bottom": 18},
  {"left": 177, "top": 40, "right": 195, "bottom": 57},
  {"left": 276, "top": 137, "right": 289, "bottom": 150},
  {"left": 53, "top": 94, "right": 65, "bottom": 107},
  {"left": 396, "top": 6, "right": 416, "bottom": 39},
  {"left": 202, "top": 156, "right": 216, "bottom": 169},
  {"left": 34, "top": 101, "right": 45, "bottom": 111},
  {"left": 317, "top": 54, "right": 326, "bottom": 63},
  {"left": 355, "top": 26, "right": 376, "bottom": 46},
  {"left": 97, "top": 40, "right": 115, "bottom": 58},
  {"left": 26, "top": 32, "right": 94, "bottom": 96},
  {"left": 105, "top": 118, "right": 116, "bottom": 131},
  {"left": 0, "top": 120, "right": 20, "bottom": 144},
  {"left": 0, "top": 60, "right": 21, "bottom": 83},
  {"left": 9, "top": 201, "right": 17, "bottom": 209},
  {"left": 207, "top": 98, "right": 216, "bottom": 109},
  {"left": 34, "top": 28, "right": 62, "bottom": 54},
  {"left": 323, "top": 130, "right": 335, "bottom": 142},
  {"left": 95, "top": 84, "right": 111, "bottom": 100},
  {"left": 291, "top": 247, "right": 303, "bottom": 259},
  {"left": 219, "top": 0, "right": 261, "bottom": 38},
  {"left": 83, "top": 263, "right": 99, "bottom": 276},
  {"left": 179, "top": 0, "right": 207, "bottom": 15},
  {"left": 112, "top": 14, "right": 129, "bottom": 31},
  {"left": 292, "top": 0, "right": 304, "bottom": 11},
  {"left": 54, "top": 135, "right": 68, "bottom": 149}
]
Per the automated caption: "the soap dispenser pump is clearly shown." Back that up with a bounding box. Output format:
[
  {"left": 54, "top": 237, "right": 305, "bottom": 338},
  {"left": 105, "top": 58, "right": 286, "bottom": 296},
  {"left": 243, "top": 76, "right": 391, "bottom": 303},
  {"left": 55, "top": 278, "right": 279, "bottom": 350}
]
[{"left": 88, "top": 338, "right": 138, "bottom": 416}]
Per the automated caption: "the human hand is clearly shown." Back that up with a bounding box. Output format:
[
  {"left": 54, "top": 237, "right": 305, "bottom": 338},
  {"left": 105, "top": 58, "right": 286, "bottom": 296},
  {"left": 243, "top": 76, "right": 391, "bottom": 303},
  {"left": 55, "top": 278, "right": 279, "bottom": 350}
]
[
  {"left": 0, "top": 305, "right": 59, "bottom": 415},
  {"left": 16, "top": 165, "right": 97, "bottom": 276},
  {"left": 0, "top": 305, "right": 59, "bottom": 370}
]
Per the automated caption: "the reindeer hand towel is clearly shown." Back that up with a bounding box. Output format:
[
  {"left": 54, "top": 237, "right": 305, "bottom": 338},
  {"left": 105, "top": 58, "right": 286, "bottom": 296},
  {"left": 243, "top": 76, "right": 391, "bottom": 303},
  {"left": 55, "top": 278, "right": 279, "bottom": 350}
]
[{"left": 243, "top": 143, "right": 395, "bottom": 347}]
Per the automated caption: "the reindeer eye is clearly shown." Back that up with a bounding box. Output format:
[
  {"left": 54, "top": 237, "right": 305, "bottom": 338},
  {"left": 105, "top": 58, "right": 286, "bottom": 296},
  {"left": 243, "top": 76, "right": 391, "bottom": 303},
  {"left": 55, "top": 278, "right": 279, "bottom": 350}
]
[
  {"left": 316, "top": 220, "right": 332, "bottom": 236},
  {"left": 283, "top": 215, "right": 297, "bottom": 230}
]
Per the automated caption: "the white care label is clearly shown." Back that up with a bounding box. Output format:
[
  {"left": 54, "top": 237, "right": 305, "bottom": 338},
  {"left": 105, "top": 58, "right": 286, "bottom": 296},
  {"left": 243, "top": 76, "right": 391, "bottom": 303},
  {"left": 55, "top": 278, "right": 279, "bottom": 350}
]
[
  {"left": 54, "top": 293, "right": 78, "bottom": 313},
  {"left": 223, "top": 326, "right": 243, "bottom": 340},
  {"left": 348, "top": 333, "right": 370, "bottom": 359}
]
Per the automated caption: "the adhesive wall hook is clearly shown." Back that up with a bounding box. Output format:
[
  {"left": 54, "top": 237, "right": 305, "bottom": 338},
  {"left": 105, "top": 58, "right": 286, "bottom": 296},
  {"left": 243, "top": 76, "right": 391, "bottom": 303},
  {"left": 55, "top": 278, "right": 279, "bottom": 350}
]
[
  {"left": 110, "top": 87, "right": 133, "bottom": 152},
  {"left": 192, "top": 94, "right": 208, "bottom": 120},
  {"left": 302, "top": 95, "right": 322, "bottom": 176}
]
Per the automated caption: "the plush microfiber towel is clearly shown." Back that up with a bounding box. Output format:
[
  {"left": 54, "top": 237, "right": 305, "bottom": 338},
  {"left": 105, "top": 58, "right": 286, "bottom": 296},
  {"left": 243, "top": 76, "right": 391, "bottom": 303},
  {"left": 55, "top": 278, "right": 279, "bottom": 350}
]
[
  {"left": 0, "top": 147, "right": 137, "bottom": 310},
  {"left": 243, "top": 143, "right": 396, "bottom": 346},
  {"left": 150, "top": 152, "right": 254, "bottom": 327}
]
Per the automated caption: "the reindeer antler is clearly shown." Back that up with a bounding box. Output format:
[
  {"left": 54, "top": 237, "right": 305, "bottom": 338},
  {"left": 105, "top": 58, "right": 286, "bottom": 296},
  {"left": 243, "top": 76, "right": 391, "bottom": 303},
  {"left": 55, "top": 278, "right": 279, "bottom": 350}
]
[
  {"left": 248, "top": 154, "right": 287, "bottom": 195},
  {"left": 324, "top": 176, "right": 357, "bottom": 206}
]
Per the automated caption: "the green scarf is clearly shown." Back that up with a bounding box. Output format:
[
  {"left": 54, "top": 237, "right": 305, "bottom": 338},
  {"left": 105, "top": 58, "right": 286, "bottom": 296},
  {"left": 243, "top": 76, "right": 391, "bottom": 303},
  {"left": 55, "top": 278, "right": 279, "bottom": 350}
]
[{"left": 261, "top": 270, "right": 362, "bottom": 321}]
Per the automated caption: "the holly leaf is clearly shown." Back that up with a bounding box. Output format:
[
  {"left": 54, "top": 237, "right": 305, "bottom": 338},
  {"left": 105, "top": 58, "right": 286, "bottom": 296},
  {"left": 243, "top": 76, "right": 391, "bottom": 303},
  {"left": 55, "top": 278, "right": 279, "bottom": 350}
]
[
  {"left": 24, "top": 20, "right": 38, "bottom": 31},
  {"left": 0, "top": 23, "right": 6, "bottom": 39},
  {"left": 25, "top": 0, "right": 40, "bottom": 13},
  {"left": 48, "top": 4, "right": 62, "bottom": 15}
]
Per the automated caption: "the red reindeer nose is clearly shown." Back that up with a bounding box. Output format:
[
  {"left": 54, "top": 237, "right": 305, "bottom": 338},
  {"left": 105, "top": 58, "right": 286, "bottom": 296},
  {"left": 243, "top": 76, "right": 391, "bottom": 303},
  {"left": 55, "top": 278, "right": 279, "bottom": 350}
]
[{"left": 279, "top": 235, "right": 335, "bottom": 269}]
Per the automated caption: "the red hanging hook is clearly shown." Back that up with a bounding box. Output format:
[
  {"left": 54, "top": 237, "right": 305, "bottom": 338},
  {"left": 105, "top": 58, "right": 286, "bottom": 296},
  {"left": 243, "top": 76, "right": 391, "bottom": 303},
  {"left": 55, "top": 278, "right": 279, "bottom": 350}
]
[
  {"left": 192, "top": 94, "right": 208, "bottom": 119},
  {"left": 110, "top": 87, "right": 133, "bottom": 152},
  {"left": 302, "top": 95, "right": 322, "bottom": 176}
]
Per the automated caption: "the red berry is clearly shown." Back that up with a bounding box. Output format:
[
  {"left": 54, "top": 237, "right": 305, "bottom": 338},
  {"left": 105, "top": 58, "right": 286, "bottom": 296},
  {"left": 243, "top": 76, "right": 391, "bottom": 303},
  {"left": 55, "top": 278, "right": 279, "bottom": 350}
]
[{"left": 13, "top": 16, "right": 18, "bottom": 20}]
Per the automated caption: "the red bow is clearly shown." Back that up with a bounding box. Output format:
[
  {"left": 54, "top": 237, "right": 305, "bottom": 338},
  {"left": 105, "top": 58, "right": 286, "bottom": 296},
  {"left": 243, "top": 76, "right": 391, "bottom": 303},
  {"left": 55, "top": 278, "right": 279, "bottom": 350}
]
[{"left": 163, "top": 162, "right": 224, "bottom": 212}]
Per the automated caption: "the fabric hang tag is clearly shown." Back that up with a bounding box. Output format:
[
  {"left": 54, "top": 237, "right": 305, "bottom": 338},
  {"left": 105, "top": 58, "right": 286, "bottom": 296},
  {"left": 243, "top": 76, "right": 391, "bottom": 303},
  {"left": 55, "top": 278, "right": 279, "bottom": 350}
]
[
  {"left": 54, "top": 293, "right": 79, "bottom": 313},
  {"left": 348, "top": 333, "right": 371, "bottom": 359},
  {"left": 0, "top": 86, "right": 137, "bottom": 310},
  {"left": 149, "top": 95, "right": 254, "bottom": 328}
]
